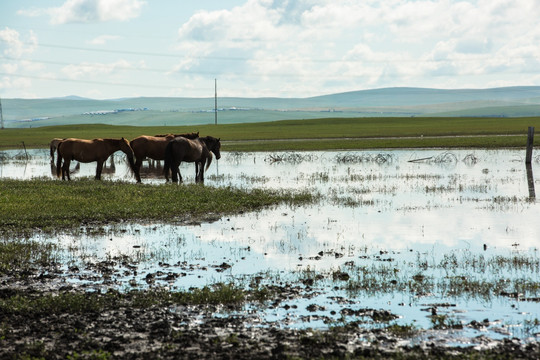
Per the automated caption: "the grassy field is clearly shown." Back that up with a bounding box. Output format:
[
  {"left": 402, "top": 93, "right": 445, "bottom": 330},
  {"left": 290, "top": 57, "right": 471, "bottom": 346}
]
[
  {"left": 0, "top": 179, "right": 315, "bottom": 236},
  {"left": 1, "top": 116, "right": 539, "bottom": 151}
]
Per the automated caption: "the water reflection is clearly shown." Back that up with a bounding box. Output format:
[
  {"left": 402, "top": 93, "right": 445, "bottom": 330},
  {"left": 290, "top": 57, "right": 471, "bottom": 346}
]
[
  {"left": 1, "top": 148, "right": 539, "bottom": 339},
  {"left": 49, "top": 161, "right": 80, "bottom": 178},
  {"left": 1, "top": 149, "right": 539, "bottom": 252},
  {"left": 526, "top": 163, "right": 536, "bottom": 199},
  {"left": 138, "top": 159, "right": 164, "bottom": 179}
]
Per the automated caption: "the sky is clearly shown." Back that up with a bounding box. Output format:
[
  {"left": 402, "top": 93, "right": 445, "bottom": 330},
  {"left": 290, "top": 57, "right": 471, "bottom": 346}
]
[{"left": 1, "top": 0, "right": 539, "bottom": 99}]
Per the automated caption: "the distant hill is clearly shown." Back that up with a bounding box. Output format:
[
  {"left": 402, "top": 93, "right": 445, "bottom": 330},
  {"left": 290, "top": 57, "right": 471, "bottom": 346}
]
[
  {"left": 2, "top": 86, "right": 540, "bottom": 128},
  {"left": 309, "top": 86, "right": 540, "bottom": 107}
]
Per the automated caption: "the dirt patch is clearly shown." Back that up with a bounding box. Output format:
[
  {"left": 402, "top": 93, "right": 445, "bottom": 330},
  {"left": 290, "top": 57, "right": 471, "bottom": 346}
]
[
  {"left": 2, "top": 297, "right": 539, "bottom": 359},
  {"left": 1, "top": 269, "right": 539, "bottom": 359}
]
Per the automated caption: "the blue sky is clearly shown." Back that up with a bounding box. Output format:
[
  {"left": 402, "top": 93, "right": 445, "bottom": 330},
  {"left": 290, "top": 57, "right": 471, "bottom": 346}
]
[{"left": 1, "top": 0, "right": 539, "bottom": 99}]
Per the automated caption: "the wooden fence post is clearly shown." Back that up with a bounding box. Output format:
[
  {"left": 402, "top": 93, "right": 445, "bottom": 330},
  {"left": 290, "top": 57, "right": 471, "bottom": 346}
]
[
  {"left": 526, "top": 126, "right": 536, "bottom": 199},
  {"left": 526, "top": 126, "right": 534, "bottom": 164}
]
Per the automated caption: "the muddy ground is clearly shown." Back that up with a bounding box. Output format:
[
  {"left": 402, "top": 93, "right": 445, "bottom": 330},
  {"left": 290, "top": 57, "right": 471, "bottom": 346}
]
[{"left": 1, "top": 263, "right": 539, "bottom": 360}]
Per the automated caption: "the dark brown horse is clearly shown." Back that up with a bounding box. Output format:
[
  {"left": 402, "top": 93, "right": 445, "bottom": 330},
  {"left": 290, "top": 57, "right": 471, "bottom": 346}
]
[
  {"left": 163, "top": 136, "right": 221, "bottom": 183},
  {"left": 130, "top": 132, "right": 199, "bottom": 183},
  {"left": 56, "top": 138, "right": 138, "bottom": 181},
  {"left": 154, "top": 132, "right": 199, "bottom": 138}
]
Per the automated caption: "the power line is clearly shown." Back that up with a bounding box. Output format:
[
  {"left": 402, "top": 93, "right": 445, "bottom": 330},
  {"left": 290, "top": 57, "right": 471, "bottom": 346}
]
[
  {"left": 6, "top": 54, "right": 539, "bottom": 83},
  {"left": 0, "top": 72, "right": 177, "bottom": 89},
  {"left": 5, "top": 38, "right": 537, "bottom": 65}
]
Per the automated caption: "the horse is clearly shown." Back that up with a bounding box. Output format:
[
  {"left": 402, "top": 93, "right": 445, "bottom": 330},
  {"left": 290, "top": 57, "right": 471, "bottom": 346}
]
[
  {"left": 56, "top": 137, "right": 138, "bottom": 181},
  {"left": 130, "top": 132, "right": 199, "bottom": 183},
  {"left": 49, "top": 138, "right": 63, "bottom": 161},
  {"left": 154, "top": 132, "right": 199, "bottom": 138},
  {"left": 163, "top": 136, "right": 221, "bottom": 183}
]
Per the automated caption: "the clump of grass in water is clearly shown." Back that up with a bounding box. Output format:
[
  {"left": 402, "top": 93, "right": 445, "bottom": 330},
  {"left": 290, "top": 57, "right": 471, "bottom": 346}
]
[
  {"left": 385, "top": 323, "right": 418, "bottom": 336},
  {"left": 0, "top": 284, "right": 247, "bottom": 316},
  {"left": 264, "top": 152, "right": 319, "bottom": 163},
  {"left": 0, "top": 240, "right": 59, "bottom": 277},
  {"left": 297, "top": 249, "right": 539, "bottom": 301},
  {"left": 431, "top": 314, "right": 463, "bottom": 330},
  {"left": 335, "top": 152, "right": 394, "bottom": 164}
]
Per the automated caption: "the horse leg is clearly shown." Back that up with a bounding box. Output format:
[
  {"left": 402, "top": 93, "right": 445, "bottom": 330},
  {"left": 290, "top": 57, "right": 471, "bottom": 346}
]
[
  {"left": 96, "top": 161, "right": 104, "bottom": 180},
  {"left": 62, "top": 159, "right": 71, "bottom": 181},
  {"left": 171, "top": 161, "right": 179, "bottom": 183},
  {"left": 135, "top": 158, "right": 143, "bottom": 183},
  {"left": 177, "top": 161, "right": 183, "bottom": 183},
  {"left": 198, "top": 159, "right": 206, "bottom": 182}
]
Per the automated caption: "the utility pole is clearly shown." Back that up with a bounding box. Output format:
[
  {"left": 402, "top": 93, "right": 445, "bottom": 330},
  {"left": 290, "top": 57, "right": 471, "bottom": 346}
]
[
  {"left": 214, "top": 78, "right": 218, "bottom": 125},
  {"left": 0, "top": 96, "right": 4, "bottom": 129}
]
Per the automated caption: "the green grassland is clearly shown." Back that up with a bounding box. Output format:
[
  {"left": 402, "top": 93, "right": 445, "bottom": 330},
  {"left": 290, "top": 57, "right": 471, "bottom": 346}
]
[
  {"left": 1, "top": 116, "right": 539, "bottom": 151},
  {"left": 0, "top": 179, "right": 315, "bottom": 236}
]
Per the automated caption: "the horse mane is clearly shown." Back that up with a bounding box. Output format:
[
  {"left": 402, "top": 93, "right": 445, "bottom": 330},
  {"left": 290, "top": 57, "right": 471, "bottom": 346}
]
[
  {"left": 199, "top": 135, "right": 218, "bottom": 143},
  {"left": 50, "top": 138, "right": 63, "bottom": 158},
  {"left": 206, "top": 151, "right": 213, "bottom": 171}
]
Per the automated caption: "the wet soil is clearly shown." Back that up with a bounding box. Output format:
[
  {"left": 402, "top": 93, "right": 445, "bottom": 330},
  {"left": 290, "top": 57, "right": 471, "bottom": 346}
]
[{"left": 1, "top": 265, "right": 539, "bottom": 360}]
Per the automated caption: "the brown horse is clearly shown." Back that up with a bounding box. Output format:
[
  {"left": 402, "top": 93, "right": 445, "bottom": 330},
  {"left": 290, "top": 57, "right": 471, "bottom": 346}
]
[
  {"left": 49, "top": 138, "right": 63, "bottom": 160},
  {"left": 56, "top": 137, "right": 138, "bottom": 181},
  {"left": 163, "top": 136, "right": 221, "bottom": 183},
  {"left": 130, "top": 132, "right": 199, "bottom": 183}
]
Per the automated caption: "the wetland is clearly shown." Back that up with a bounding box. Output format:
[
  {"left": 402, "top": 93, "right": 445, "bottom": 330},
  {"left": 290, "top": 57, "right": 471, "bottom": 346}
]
[{"left": 1, "top": 148, "right": 539, "bottom": 359}]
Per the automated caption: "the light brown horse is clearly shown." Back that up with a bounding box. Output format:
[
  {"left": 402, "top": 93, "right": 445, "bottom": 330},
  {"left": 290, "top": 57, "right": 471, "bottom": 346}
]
[
  {"left": 56, "top": 138, "right": 138, "bottom": 181},
  {"left": 49, "top": 138, "right": 63, "bottom": 160},
  {"left": 163, "top": 136, "right": 221, "bottom": 183},
  {"left": 130, "top": 132, "right": 199, "bottom": 183}
]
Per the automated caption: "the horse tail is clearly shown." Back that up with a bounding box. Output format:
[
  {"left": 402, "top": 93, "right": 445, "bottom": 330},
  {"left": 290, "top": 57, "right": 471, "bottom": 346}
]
[
  {"left": 56, "top": 141, "right": 63, "bottom": 178},
  {"left": 163, "top": 140, "right": 174, "bottom": 180},
  {"left": 205, "top": 151, "right": 213, "bottom": 172}
]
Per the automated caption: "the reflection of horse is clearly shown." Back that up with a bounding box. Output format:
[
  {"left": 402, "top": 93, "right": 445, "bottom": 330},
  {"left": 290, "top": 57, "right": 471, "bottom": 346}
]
[
  {"left": 138, "top": 160, "right": 163, "bottom": 179},
  {"left": 163, "top": 136, "right": 221, "bottom": 183},
  {"left": 101, "top": 153, "right": 117, "bottom": 175},
  {"left": 49, "top": 138, "right": 63, "bottom": 160},
  {"left": 50, "top": 159, "right": 80, "bottom": 177},
  {"left": 56, "top": 138, "right": 138, "bottom": 181},
  {"left": 130, "top": 132, "right": 199, "bottom": 183}
]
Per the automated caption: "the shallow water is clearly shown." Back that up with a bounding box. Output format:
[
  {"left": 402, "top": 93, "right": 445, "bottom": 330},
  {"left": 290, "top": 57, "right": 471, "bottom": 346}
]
[{"left": 1, "top": 148, "right": 539, "bottom": 342}]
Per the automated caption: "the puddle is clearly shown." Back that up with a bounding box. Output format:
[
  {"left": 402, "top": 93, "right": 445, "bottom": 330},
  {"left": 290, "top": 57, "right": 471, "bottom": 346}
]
[{"left": 1, "top": 148, "right": 539, "bottom": 342}]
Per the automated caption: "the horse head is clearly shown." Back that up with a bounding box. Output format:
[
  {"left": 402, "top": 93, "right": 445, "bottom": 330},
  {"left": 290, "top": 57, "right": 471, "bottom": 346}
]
[
  {"left": 119, "top": 137, "right": 140, "bottom": 180},
  {"left": 206, "top": 136, "right": 221, "bottom": 160}
]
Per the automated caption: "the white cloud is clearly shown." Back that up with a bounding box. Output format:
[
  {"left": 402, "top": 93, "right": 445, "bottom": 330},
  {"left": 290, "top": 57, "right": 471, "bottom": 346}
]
[
  {"left": 0, "top": 27, "right": 37, "bottom": 58},
  {"left": 8, "top": 0, "right": 540, "bottom": 98},
  {"left": 16, "top": 7, "right": 46, "bottom": 18},
  {"left": 173, "top": 0, "right": 540, "bottom": 95},
  {"left": 20, "top": 0, "right": 146, "bottom": 24},
  {"left": 0, "top": 75, "right": 32, "bottom": 92},
  {"left": 61, "top": 59, "right": 140, "bottom": 79}
]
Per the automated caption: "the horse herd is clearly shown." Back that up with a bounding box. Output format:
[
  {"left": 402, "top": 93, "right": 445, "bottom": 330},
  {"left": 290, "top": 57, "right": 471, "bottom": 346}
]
[{"left": 51, "top": 132, "right": 221, "bottom": 183}]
